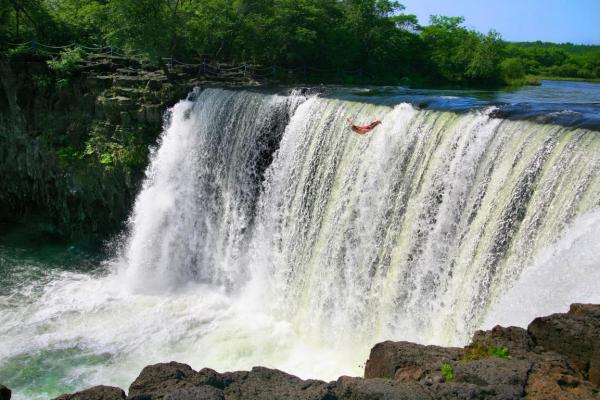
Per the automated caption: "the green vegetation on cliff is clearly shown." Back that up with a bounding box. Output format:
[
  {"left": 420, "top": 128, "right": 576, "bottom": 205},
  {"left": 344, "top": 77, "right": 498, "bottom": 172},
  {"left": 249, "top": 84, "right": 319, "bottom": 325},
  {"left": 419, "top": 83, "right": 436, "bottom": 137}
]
[{"left": 2, "top": 0, "right": 598, "bottom": 86}]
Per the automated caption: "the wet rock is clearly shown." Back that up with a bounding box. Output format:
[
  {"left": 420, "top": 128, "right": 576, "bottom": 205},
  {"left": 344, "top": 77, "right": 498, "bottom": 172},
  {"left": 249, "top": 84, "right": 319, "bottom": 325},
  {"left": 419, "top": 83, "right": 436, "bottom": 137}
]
[
  {"left": 128, "top": 362, "right": 199, "bottom": 400},
  {"left": 364, "top": 341, "right": 462, "bottom": 380},
  {"left": 141, "top": 104, "right": 163, "bottom": 124},
  {"left": 525, "top": 352, "right": 599, "bottom": 399},
  {"left": 470, "top": 326, "right": 533, "bottom": 357},
  {"left": 424, "top": 382, "right": 497, "bottom": 400},
  {"left": 528, "top": 303, "right": 600, "bottom": 384},
  {"left": 53, "top": 385, "right": 125, "bottom": 400},
  {"left": 223, "top": 367, "right": 335, "bottom": 400},
  {"left": 335, "top": 376, "right": 429, "bottom": 400},
  {"left": 0, "top": 385, "right": 11, "bottom": 400},
  {"left": 184, "top": 368, "right": 243, "bottom": 390},
  {"left": 452, "top": 358, "right": 531, "bottom": 398},
  {"left": 162, "top": 385, "right": 224, "bottom": 400}
]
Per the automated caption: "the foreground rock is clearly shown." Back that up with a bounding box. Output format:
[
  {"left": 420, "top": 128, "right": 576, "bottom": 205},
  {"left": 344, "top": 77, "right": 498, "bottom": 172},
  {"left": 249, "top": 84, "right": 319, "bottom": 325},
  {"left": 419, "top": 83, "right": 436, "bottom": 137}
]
[
  {"left": 47, "top": 303, "right": 600, "bottom": 399},
  {"left": 0, "top": 385, "right": 11, "bottom": 400},
  {"left": 528, "top": 303, "right": 600, "bottom": 386},
  {"left": 54, "top": 386, "right": 125, "bottom": 400}
]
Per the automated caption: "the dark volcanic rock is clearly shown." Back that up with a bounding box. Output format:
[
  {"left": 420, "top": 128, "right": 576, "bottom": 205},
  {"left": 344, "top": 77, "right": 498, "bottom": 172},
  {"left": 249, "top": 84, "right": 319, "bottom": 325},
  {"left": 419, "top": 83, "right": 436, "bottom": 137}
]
[
  {"left": 528, "top": 303, "right": 600, "bottom": 385},
  {"left": 162, "top": 385, "right": 224, "bottom": 400},
  {"left": 191, "top": 368, "right": 236, "bottom": 390},
  {"left": 223, "top": 367, "right": 335, "bottom": 400},
  {"left": 451, "top": 358, "right": 531, "bottom": 398},
  {"left": 364, "top": 341, "right": 462, "bottom": 380},
  {"left": 128, "top": 362, "right": 200, "bottom": 399},
  {"left": 0, "top": 385, "right": 11, "bottom": 400},
  {"left": 423, "top": 381, "right": 499, "bottom": 400},
  {"left": 335, "top": 376, "right": 430, "bottom": 400},
  {"left": 53, "top": 385, "right": 125, "bottom": 400},
  {"left": 470, "top": 326, "right": 533, "bottom": 357},
  {"left": 525, "top": 351, "right": 599, "bottom": 400}
]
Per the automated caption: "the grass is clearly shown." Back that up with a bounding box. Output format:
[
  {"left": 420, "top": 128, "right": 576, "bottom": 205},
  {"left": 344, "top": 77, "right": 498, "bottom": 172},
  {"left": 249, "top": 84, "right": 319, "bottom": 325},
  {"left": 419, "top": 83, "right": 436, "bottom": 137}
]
[
  {"left": 532, "top": 75, "right": 600, "bottom": 83},
  {"left": 505, "top": 74, "right": 600, "bottom": 87},
  {"left": 462, "top": 342, "right": 512, "bottom": 362},
  {"left": 441, "top": 364, "right": 454, "bottom": 382},
  {"left": 505, "top": 75, "right": 542, "bottom": 86}
]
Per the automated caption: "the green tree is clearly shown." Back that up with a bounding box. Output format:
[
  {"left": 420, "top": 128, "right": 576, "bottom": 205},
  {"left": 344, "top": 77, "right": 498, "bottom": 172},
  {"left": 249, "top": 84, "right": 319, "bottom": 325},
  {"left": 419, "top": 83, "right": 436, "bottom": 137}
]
[{"left": 500, "top": 57, "right": 525, "bottom": 81}]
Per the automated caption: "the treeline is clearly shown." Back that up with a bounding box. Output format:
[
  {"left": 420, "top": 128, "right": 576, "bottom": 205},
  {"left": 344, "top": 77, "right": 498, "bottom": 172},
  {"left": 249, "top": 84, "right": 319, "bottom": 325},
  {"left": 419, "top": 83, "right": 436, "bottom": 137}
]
[
  {"left": 505, "top": 42, "right": 600, "bottom": 81},
  {"left": 1, "top": 0, "right": 598, "bottom": 86}
]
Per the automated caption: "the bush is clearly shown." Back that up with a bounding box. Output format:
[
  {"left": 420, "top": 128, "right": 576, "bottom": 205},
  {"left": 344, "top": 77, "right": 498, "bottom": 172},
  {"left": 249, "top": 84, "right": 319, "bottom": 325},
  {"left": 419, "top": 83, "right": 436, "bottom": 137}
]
[
  {"left": 32, "top": 74, "right": 54, "bottom": 90},
  {"left": 47, "top": 47, "right": 83, "bottom": 75},
  {"left": 462, "top": 342, "right": 512, "bottom": 361},
  {"left": 500, "top": 57, "right": 525, "bottom": 81},
  {"left": 441, "top": 364, "right": 454, "bottom": 382}
]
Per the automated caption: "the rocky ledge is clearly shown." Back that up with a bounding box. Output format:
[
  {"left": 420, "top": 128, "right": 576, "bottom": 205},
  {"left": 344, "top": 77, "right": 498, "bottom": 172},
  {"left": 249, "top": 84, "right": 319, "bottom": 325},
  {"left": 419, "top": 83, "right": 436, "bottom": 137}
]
[
  {"left": 0, "top": 53, "right": 263, "bottom": 242},
  {"left": 3, "top": 304, "right": 599, "bottom": 400}
]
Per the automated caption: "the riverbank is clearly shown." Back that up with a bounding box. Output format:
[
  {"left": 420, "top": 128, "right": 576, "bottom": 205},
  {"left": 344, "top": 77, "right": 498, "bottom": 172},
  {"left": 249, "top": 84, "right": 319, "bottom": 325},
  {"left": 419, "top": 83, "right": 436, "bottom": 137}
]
[
  {"left": 533, "top": 75, "right": 600, "bottom": 83},
  {"left": 2, "top": 303, "right": 593, "bottom": 400}
]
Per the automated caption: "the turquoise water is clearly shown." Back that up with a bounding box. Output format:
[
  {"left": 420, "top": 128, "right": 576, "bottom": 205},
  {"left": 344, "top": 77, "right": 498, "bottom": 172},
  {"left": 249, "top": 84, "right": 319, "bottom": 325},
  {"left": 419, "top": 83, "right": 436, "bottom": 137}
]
[
  {"left": 0, "top": 222, "right": 105, "bottom": 398},
  {"left": 0, "top": 221, "right": 102, "bottom": 293}
]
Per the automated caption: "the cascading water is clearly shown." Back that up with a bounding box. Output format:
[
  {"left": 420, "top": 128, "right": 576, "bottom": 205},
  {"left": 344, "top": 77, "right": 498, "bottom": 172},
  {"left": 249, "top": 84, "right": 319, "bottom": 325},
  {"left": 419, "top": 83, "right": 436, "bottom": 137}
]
[
  {"left": 120, "top": 89, "right": 304, "bottom": 292},
  {"left": 1, "top": 87, "right": 599, "bottom": 399}
]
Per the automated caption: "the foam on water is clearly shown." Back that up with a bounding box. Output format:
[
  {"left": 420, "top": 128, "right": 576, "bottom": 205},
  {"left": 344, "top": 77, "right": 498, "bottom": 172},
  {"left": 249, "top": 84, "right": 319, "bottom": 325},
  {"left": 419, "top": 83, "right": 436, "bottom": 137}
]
[{"left": 484, "top": 209, "right": 600, "bottom": 328}]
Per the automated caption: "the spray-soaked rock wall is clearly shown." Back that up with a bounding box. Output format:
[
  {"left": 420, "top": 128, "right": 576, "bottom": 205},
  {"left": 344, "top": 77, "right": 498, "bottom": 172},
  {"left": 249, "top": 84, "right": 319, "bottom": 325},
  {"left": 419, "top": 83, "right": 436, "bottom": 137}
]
[{"left": 0, "top": 54, "right": 192, "bottom": 242}]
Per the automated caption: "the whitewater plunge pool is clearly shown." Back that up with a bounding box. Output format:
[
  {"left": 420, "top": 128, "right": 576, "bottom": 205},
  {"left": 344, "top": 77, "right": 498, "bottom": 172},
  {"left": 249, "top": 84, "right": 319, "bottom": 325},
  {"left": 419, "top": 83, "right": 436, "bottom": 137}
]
[{"left": 1, "top": 80, "right": 600, "bottom": 399}]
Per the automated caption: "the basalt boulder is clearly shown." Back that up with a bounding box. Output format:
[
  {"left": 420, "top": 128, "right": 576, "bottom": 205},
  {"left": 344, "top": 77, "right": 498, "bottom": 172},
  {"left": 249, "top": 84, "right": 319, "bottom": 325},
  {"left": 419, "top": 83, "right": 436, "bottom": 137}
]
[
  {"left": 334, "top": 376, "right": 429, "bottom": 400},
  {"left": 470, "top": 326, "right": 533, "bottom": 358},
  {"left": 364, "top": 341, "right": 462, "bottom": 381},
  {"left": 162, "top": 385, "right": 224, "bottom": 400},
  {"left": 128, "top": 362, "right": 200, "bottom": 400},
  {"left": 53, "top": 385, "right": 125, "bottom": 400},
  {"left": 222, "top": 367, "right": 335, "bottom": 400},
  {"left": 0, "top": 385, "right": 10, "bottom": 400},
  {"left": 528, "top": 303, "right": 600, "bottom": 385}
]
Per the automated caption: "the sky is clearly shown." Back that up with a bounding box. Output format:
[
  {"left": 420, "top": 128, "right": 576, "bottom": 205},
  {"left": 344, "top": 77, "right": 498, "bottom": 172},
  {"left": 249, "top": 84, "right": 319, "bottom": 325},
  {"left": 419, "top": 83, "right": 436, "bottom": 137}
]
[{"left": 401, "top": 0, "right": 600, "bottom": 45}]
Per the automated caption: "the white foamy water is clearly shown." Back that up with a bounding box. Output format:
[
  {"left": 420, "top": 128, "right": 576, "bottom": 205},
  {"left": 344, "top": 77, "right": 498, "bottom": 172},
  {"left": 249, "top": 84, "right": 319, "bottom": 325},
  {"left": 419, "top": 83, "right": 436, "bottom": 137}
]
[
  {"left": 484, "top": 209, "right": 600, "bottom": 328},
  {"left": 1, "top": 88, "right": 599, "bottom": 399}
]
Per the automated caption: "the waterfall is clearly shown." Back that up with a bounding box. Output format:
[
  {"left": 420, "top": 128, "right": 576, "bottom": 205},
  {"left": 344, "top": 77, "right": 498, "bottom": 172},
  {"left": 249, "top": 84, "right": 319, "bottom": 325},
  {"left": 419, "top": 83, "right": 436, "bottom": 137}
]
[
  {"left": 2, "top": 88, "right": 599, "bottom": 398},
  {"left": 120, "top": 89, "right": 305, "bottom": 292},
  {"left": 121, "top": 87, "right": 600, "bottom": 348}
]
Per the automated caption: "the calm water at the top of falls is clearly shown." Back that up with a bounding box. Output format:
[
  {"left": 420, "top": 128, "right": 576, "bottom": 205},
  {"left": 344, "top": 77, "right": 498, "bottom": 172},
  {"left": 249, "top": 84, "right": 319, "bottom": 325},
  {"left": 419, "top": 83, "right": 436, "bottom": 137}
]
[{"left": 336, "top": 79, "right": 600, "bottom": 130}]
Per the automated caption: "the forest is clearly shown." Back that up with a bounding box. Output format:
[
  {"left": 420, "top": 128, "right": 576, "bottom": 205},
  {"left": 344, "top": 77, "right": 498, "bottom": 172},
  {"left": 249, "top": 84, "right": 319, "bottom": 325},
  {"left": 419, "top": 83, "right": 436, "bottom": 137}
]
[{"left": 1, "top": 0, "right": 599, "bottom": 86}]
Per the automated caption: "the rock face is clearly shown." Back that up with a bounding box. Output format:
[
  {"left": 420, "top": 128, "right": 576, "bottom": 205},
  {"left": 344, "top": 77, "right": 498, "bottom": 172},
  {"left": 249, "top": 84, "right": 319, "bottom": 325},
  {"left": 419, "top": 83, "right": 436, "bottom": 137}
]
[
  {"left": 46, "top": 303, "right": 600, "bottom": 400},
  {"left": 128, "top": 362, "right": 201, "bottom": 399},
  {"left": 0, "top": 55, "right": 193, "bottom": 241},
  {"left": 54, "top": 386, "right": 126, "bottom": 400},
  {"left": 364, "top": 341, "right": 462, "bottom": 380},
  {"left": 528, "top": 303, "right": 600, "bottom": 385}
]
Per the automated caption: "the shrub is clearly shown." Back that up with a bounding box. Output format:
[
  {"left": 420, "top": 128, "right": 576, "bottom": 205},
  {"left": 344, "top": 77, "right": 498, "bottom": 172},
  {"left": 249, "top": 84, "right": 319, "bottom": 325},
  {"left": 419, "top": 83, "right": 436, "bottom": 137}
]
[
  {"left": 462, "top": 342, "right": 512, "bottom": 361},
  {"left": 500, "top": 57, "right": 525, "bottom": 81},
  {"left": 441, "top": 363, "right": 454, "bottom": 382},
  {"left": 32, "top": 74, "right": 54, "bottom": 90},
  {"left": 488, "top": 346, "right": 511, "bottom": 359},
  {"left": 47, "top": 47, "right": 83, "bottom": 75}
]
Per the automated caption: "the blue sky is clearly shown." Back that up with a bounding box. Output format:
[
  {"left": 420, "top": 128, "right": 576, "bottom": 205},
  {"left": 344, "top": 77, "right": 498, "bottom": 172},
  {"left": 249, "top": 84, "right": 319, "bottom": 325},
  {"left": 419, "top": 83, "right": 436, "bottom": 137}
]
[{"left": 401, "top": 0, "right": 600, "bottom": 44}]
